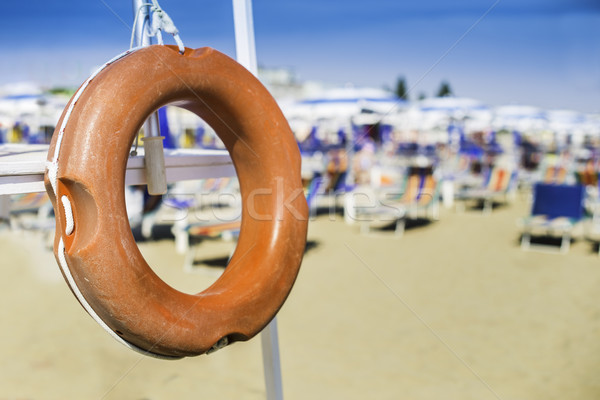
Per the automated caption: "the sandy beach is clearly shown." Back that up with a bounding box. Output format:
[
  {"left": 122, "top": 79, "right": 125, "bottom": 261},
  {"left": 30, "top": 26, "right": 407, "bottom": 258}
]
[{"left": 2, "top": 192, "right": 600, "bottom": 399}]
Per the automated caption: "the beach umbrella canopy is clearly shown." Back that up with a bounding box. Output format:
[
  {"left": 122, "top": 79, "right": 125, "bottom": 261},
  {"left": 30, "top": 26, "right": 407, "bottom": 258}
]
[
  {"left": 546, "top": 109, "right": 592, "bottom": 138},
  {"left": 584, "top": 114, "right": 600, "bottom": 137},
  {"left": 281, "top": 86, "right": 406, "bottom": 122},
  {"left": 405, "top": 96, "right": 492, "bottom": 132},
  {"left": 492, "top": 105, "right": 548, "bottom": 133},
  {"left": 417, "top": 96, "right": 489, "bottom": 115}
]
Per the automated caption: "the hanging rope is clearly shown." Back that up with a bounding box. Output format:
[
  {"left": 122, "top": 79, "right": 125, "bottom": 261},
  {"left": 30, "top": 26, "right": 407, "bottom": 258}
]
[
  {"left": 130, "top": 0, "right": 185, "bottom": 54},
  {"left": 128, "top": 0, "right": 184, "bottom": 156}
]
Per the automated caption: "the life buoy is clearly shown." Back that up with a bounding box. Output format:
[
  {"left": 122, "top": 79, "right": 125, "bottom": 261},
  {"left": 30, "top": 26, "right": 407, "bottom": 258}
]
[{"left": 44, "top": 45, "right": 308, "bottom": 358}]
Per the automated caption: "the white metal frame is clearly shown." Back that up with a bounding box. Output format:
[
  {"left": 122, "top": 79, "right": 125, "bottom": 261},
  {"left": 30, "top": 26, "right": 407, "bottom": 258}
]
[{"left": 0, "top": 145, "right": 235, "bottom": 196}]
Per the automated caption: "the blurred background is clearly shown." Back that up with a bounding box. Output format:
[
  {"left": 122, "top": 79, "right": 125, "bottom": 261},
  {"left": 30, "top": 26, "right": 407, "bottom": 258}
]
[{"left": 1, "top": 1, "right": 600, "bottom": 399}]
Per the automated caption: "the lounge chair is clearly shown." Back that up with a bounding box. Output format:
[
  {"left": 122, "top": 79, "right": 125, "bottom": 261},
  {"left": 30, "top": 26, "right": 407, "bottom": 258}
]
[
  {"left": 520, "top": 183, "right": 585, "bottom": 253},
  {"left": 379, "top": 165, "right": 441, "bottom": 220},
  {"left": 456, "top": 165, "right": 517, "bottom": 214},
  {"left": 157, "top": 178, "right": 241, "bottom": 269},
  {"left": 138, "top": 177, "right": 238, "bottom": 239},
  {"left": 574, "top": 169, "right": 598, "bottom": 187},
  {"left": 3, "top": 193, "right": 54, "bottom": 248},
  {"left": 344, "top": 185, "right": 406, "bottom": 236},
  {"left": 393, "top": 169, "right": 440, "bottom": 220},
  {"left": 180, "top": 219, "right": 241, "bottom": 271}
]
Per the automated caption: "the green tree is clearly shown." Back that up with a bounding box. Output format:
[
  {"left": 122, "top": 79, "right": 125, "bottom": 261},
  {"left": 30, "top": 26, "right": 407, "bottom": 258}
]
[
  {"left": 436, "top": 80, "right": 453, "bottom": 97},
  {"left": 47, "top": 87, "right": 76, "bottom": 97},
  {"left": 395, "top": 76, "right": 408, "bottom": 100}
]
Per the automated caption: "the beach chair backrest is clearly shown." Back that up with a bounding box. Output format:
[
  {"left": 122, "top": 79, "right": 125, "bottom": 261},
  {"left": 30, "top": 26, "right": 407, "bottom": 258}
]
[
  {"left": 417, "top": 175, "right": 437, "bottom": 205},
  {"left": 402, "top": 172, "right": 437, "bottom": 205},
  {"left": 402, "top": 174, "right": 420, "bottom": 203},
  {"left": 331, "top": 171, "right": 349, "bottom": 192},
  {"left": 486, "top": 166, "right": 512, "bottom": 193},
  {"left": 574, "top": 169, "right": 598, "bottom": 187},
  {"left": 10, "top": 192, "right": 50, "bottom": 213},
  {"left": 531, "top": 183, "right": 585, "bottom": 220},
  {"left": 543, "top": 165, "right": 568, "bottom": 184}
]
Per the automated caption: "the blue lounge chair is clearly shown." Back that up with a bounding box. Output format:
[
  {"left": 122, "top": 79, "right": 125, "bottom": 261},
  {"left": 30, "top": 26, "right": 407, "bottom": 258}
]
[{"left": 520, "top": 183, "right": 585, "bottom": 253}]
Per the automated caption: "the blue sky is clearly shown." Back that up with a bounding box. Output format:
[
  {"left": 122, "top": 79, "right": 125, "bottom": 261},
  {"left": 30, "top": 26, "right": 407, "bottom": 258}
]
[{"left": 1, "top": 0, "right": 599, "bottom": 112}]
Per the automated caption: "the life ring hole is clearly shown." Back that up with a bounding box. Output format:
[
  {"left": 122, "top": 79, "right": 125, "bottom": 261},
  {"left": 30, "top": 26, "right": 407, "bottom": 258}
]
[
  {"left": 126, "top": 172, "right": 242, "bottom": 296},
  {"left": 128, "top": 177, "right": 241, "bottom": 294},
  {"left": 125, "top": 109, "right": 242, "bottom": 293}
]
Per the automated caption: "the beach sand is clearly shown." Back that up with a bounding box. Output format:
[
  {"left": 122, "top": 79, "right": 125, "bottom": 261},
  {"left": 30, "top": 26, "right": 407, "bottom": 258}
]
[{"left": 2, "top": 193, "right": 600, "bottom": 399}]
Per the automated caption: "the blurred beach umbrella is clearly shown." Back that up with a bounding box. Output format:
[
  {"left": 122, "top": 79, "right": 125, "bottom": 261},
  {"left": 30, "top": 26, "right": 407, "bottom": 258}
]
[
  {"left": 585, "top": 114, "right": 600, "bottom": 137},
  {"left": 405, "top": 96, "right": 492, "bottom": 132},
  {"left": 417, "top": 96, "right": 489, "bottom": 116},
  {"left": 0, "top": 94, "right": 46, "bottom": 117},
  {"left": 0, "top": 91, "right": 68, "bottom": 143},
  {"left": 492, "top": 105, "right": 548, "bottom": 133},
  {"left": 546, "top": 109, "right": 592, "bottom": 138},
  {"left": 281, "top": 86, "right": 406, "bottom": 149},
  {"left": 281, "top": 86, "right": 405, "bottom": 123},
  {"left": 415, "top": 96, "right": 491, "bottom": 130}
]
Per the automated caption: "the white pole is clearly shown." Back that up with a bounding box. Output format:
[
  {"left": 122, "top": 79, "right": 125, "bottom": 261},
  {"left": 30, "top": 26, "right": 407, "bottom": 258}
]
[
  {"left": 132, "top": 0, "right": 153, "bottom": 47},
  {"left": 232, "top": 0, "right": 258, "bottom": 75},
  {"left": 232, "top": 2, "right": 284, "bottom": 399},
  {"left": 132, "top": 0, "right": 167, "bottom": 195},
  {"left": 260, "top": 317, "right": 284, "bottom": 400}
]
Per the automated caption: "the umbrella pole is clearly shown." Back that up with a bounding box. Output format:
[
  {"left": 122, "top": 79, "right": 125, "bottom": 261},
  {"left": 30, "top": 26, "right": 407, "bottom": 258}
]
[{"left": 232, "top": 2, "right": 284, "bottom": 399}]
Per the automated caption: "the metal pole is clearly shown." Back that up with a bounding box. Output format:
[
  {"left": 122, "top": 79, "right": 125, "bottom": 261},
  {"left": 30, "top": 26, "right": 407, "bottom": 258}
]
[
  {"left": 132, "top": 0, "right": 167, "bottom": 195},
  {"left": 261, "top": 317, "right": 284, "bottom": 400},
  {"left": 232, "top": 0, "right": 258, "bottom": 74},
  {"left": 232, "top": 2, "right": 284, "bottom": 399},
  {"left": 132, "top": 0, "right": 152, "bottom": 47}
]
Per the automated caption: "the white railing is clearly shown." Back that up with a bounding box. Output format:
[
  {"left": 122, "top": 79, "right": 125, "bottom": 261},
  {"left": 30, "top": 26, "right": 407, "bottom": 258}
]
[{"left": 0, "top": 144, "right": 235, "bottom": 196}]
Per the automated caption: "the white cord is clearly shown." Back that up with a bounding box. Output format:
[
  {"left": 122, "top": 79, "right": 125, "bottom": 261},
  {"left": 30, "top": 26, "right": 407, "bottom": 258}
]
[
  {"left": 130, "top": 0, "right": 185, "bottom": 54},
  {"left": 61, "top": 195, "right": 74, "bottom": 236}
]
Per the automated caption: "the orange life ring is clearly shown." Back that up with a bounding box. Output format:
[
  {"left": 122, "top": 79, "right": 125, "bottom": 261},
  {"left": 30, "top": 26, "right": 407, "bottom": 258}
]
[{"left": 44, "top": 45, "right": 308, "bottom": 358}]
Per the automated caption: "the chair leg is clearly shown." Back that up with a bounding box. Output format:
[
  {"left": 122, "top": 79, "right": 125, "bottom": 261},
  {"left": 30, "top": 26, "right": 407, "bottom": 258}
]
[
  {"left": 521, "top": 232, "right": 531, "bottom": 251},
  {"left": 560, "top": 234, "right": 571, "bottom": 254},
  {"left": 174, "top": 227, "right": 189, "bottom": 255},
  {"left": 360, "top": 221, "right": 370, "bottom": 235},
  {"left": 483, "top": 199, "right": 493, "bottom": 215},
  {"left": 394, "top": 219, "right": 405, "bottom": 237},
  {"left": 432, "top": 200, "right": 440, "bottom": 220},
  {"left": 183, "top": 242, "right": 197, "bottom": 272},
  {"left": 141, "top": 213, "right": 155, "bottom": 239}
]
